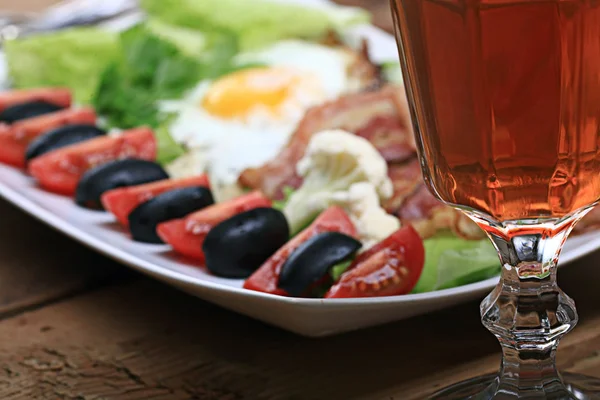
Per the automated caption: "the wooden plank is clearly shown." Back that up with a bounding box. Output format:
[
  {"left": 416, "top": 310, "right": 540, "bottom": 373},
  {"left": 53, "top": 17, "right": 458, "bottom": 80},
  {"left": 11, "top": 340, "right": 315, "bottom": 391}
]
[
  {"left": 0, "top": 0, "right": 58, "bottom": 14},
  {"left": 0, "top": 255, "right": 598, "bottom": 399},
  {"left": 0, "top": 279, "right": 489, "bottom": 400},
  {"left": 0, "top": 198, "right": 131, "bottom": 317}
]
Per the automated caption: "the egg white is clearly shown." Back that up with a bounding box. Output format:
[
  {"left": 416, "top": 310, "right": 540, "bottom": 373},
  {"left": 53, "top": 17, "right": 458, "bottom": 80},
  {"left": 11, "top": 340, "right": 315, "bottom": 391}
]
[{"left": 164, "top": 39, "right": 372, "bottom": 187}]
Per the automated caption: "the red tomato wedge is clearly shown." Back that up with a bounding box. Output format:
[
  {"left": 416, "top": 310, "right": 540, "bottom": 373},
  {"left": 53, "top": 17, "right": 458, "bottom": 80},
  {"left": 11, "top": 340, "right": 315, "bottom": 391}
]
[
  {"left": 0, "top": 107, "right": 97, "bottom": 168},
  {"left": 325, "top": 226, "right": 425, "bottom": 298},
  {"left": 157, "top": 191, "right": 272, "bottom": 262},
  {"left": 102, "top": 175, "right": 211, "bottom": 227},
  {"left": 244, "top": 206, "right": 357, "bottom": 296},
  {"left": 0, "top": 88, "right": 72, "bottom": 112},
  {"left": 28, "top": 127, "right": 156, "bottom": 196}
]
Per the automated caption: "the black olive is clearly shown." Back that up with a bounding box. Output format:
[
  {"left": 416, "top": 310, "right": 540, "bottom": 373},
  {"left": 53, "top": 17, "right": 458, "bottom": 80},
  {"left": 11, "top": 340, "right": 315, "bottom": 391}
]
[
  {"left": 278, "top": 232, "right": 361, "bottom": 296},
  {"left": 25, "top": 124, "right": 106, "bottom": 163},
  {"left": 75, "top": 159, "right": 169, "bottom": 210},
  {"left": 203, "top": 208, "right": 289, "bottom": 278},
  {"left": 128, "top": 186, "right": 214, "bottom": 244},
  {"left": 0, "top": 100, "right": 64, "bottom": 123}
]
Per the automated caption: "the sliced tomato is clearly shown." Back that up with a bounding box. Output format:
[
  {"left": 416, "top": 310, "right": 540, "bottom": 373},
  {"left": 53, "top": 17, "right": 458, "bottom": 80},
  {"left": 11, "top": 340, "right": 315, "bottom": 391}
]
[
  {"left": 0, "top": 88, "right": 72, "bottom": 112},
  {"left": 325, "top": 226, "right": 425, "bottom": 298},
  {"left": 157, "top": 191, "right": 272, "bottom": 262},
  {"left": 244, "top": 206, "right": 357, "bottom": 296},
  {"left": 28, "top": 127, "right": 156, "bottom": 195},
  {"left": 102, "top": 175, "right": 211, "bottom": 227},
  {"left": 0, "top": 107, "right": 97, "bottom": 168}
]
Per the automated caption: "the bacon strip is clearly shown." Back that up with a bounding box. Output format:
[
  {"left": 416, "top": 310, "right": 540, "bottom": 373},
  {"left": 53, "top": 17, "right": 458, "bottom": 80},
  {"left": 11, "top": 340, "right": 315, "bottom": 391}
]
[
  {"left": 238, "top": 85, "right": 415, "bottom": 199},
  {"left": 396, "top": 183, "right": 443, "bottom": 222},
  {"left": 383, "top": 158, "right": 423, "bottom": 213},
  {"left": 400, "top": 186, "right": 485, "bottom": 240},
  {"left": 348, "top": 38, "right": 383, "bottom": 91},
  {"left": 355, "top": 115, "right": 416, "bottom": 162},
  {"left": 384, "top": 159, "right": 485, "bottom": 240}
]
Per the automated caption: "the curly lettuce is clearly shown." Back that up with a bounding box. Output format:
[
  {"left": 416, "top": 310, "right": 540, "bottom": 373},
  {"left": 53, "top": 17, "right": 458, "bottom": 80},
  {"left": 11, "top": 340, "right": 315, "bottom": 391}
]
[
  {"left": 381, "top": 61, "right": 404, "bottom": 84},
  {"left": 140, "top": 0, "right": 371, "bottom": 49},
  {"left": 146, "top": 19, "right": 208, "bottom": 58},
  {"left": 412, "top": 232, "right": 500, "bottom": 293},
  {"left": 4, "top": 27, "right": 119, "bottom": 104},
  {"left": 92, "top": 25, "right": 202, "bottom": 126}
]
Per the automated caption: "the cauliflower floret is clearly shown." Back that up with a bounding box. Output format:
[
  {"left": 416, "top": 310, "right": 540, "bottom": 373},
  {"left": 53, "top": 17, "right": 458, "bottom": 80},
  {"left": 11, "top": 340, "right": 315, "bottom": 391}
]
[
  {"left": 283, "top": 129, "right": 393, "bottom": 234},
  {"left": 165, "top": 150, "right": 208, "bottom": 178},
  {"left": 207, "top": 175, "right": 247, "bottom": 203},
  {"left": 331, "top": 182, "right": 400, "bottom": 250},
  {"left": 166, "top": 150, "right": 247, "bottom": 203}
]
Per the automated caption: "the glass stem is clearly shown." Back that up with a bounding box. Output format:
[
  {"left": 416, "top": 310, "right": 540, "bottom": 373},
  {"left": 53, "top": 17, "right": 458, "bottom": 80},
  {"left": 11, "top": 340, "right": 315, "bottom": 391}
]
[{"left": 476, "top": 215, "right": 585, "bottom": 399}]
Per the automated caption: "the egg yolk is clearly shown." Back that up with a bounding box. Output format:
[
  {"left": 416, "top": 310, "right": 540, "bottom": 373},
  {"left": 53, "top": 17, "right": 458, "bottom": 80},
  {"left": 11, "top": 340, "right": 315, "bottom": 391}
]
[{"left": 201, "top": 67, "right": 306, "bottom": 119}]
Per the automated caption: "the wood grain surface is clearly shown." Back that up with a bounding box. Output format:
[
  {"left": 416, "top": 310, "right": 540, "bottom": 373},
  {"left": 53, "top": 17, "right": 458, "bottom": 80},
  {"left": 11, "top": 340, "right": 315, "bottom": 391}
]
[
  {"left": 0, "top": 1, "right": 598, "bottom": 399},
  {"left": 0, "top": 0, "right": 58, "bottom": 14},
  {"left": 0, "top": 207, "right": 597, "bottom": 400}
]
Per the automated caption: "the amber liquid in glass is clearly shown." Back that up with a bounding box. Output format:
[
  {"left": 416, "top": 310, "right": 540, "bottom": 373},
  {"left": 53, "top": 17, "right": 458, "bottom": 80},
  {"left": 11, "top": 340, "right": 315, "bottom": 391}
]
[{"left": 393, "top": 0, "right": 600, "bottom": 221}]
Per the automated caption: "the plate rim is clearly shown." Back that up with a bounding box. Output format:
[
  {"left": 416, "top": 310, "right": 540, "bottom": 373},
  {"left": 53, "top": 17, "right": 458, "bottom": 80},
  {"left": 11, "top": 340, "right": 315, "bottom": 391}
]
[{"left": 2, "top": 174, "right": 599, "bottom": 309}]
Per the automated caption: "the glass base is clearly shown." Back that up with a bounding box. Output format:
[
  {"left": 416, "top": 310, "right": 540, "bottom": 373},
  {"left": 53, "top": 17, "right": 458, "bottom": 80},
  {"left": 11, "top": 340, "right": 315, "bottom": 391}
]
[{"left": 429, "top": 373, "right": 600, "bottom": 399}]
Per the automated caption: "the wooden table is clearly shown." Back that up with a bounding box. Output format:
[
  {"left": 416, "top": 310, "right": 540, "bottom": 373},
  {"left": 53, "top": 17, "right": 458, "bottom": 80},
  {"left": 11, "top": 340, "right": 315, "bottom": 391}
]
[{"left": 1, "top": 1, "right": 600, "bottom": 399}]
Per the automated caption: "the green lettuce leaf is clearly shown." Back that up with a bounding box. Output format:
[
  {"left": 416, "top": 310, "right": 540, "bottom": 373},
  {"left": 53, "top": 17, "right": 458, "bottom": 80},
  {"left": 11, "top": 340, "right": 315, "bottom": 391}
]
[
  {"left": 93, "top": 25, "right": 203, "bottom": 128},
  {"left": 273, "top": 186, "right": 296, "bottom": 211},
  {"left": 381, "top": 61, "right": 403, "bottom": 84},
  {"left": 120, "top": 25, "right": 203, "bottom": 95},
  {"left": 155, "top": 120, "right": 185, "bottom": 165},
  {"left": 4, "top": 27, "right": 119, "bottom": 104},
  {"left": 146, "top": 19, "right": 208, "bottom": 57},
  {"left": 140, "top": 0, "right": 371, "bottom": 49},
  {"left": 412, "top": 232, "right": 500, "bottom": 293},
  {"left": 330, "top": 260, "right": 352, "bottom": 282}
]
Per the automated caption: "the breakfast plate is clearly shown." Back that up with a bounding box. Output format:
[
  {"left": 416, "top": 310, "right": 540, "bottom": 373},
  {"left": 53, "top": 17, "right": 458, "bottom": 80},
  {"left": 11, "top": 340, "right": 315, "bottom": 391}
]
[{"left": 0, "top": 1, "right": 599, "bottom": 337}]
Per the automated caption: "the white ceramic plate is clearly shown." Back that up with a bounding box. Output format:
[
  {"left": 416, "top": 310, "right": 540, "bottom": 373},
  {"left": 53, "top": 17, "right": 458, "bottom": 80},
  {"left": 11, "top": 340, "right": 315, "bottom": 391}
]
[{"left": 1, "top": 4, "right": 600, "bottom": 337}]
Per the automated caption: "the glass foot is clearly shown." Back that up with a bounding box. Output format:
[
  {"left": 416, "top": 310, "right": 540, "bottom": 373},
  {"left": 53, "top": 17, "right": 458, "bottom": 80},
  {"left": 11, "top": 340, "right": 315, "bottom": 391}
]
[{"left": 429, "top": 373, "right": 600, "bottom": 399}]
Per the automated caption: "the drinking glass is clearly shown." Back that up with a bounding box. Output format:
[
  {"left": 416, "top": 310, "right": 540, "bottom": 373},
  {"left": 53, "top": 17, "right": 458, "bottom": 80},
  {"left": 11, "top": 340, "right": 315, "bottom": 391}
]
[{"left": 390, "top": 0, "right": 600, "bottom": 398}]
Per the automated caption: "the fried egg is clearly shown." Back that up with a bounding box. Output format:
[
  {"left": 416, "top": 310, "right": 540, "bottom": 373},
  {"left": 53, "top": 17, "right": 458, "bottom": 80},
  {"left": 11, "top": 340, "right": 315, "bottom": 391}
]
[{"left": 164, "top": 39, "right": 377, "bottom": 188}]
